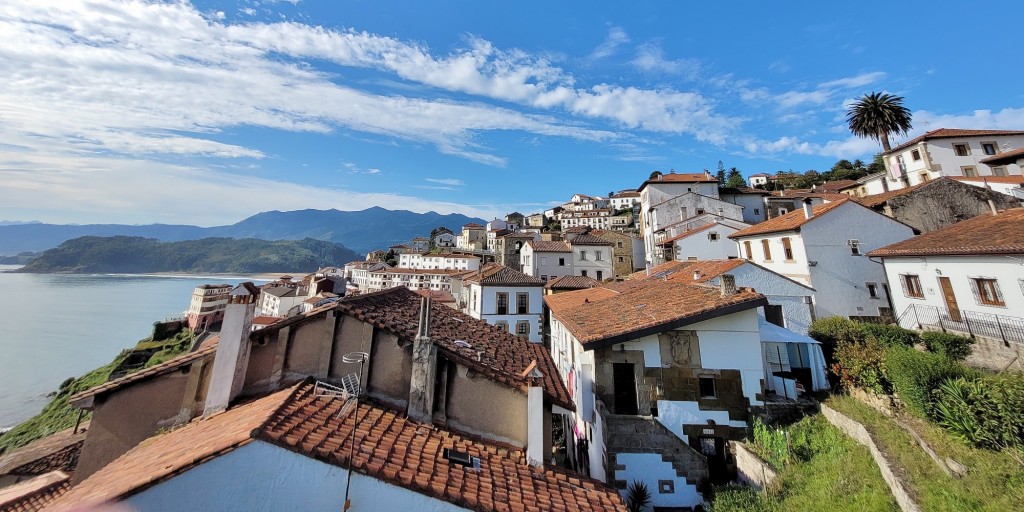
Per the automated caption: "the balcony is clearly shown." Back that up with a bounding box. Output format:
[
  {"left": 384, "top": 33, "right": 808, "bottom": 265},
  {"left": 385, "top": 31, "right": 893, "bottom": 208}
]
[{"left": 897, "top": 303, "right": 1024, "bottom": 346}]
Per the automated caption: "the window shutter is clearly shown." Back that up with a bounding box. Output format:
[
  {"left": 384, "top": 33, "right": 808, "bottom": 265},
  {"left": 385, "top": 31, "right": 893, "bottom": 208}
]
[
  {"left": 899, "top": 274, "right": 910, "bottom": 297},
  {"left": 969, "top": 278, "right": 982, "bottom": 305},
  {"left": 993, "top": 280, "right": 1004, "bottom": 304}
]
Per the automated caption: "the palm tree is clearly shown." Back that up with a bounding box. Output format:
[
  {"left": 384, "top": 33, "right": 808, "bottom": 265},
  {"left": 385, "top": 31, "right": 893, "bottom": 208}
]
[{"left": 846, "top": 92, "right": 913, "bottom": 152}]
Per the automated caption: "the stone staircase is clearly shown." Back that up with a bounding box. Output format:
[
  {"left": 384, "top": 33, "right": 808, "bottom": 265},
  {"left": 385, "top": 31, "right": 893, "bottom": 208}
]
[{"left": 604, "top": 414, "right": 708, "bottom": 489}]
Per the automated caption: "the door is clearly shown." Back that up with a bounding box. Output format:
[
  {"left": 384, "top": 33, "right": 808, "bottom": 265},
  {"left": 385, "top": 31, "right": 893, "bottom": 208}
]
[
  {"left": 937, "top": 277, "right": 961, "bottom": 322},
  {"left": 699, "top": 436, "right": 728, "bottom": 484},
  {"left": 612, "top": 363, "right": 638, "bottom": 415}
]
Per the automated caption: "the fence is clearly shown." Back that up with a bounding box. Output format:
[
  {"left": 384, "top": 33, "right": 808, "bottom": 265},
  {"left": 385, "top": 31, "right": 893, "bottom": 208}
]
[{"left": 897, "top": 303, "right": 1024, "bottom": 346}]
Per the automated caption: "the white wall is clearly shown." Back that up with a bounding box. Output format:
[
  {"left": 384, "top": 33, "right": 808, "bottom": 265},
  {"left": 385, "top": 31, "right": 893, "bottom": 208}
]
[
  {"left": 707, "top": 263, "right": 815, "bottom": 334},
  {"left": 472, "top": 283, "right": 544, "bottom": 341},
  {"left": 126, "top": 441, "right": 469, "bottom": 512},
  {"left": 719, "top": 192, "right": 766, "bottom": 224},
  {"left": 572, "top": 245, "right": 614, "bottom": 281},
  {"left": 736, "top": 231, "right": 812, "bottom": 286},
  {"left": 889, "top": 135, "right": 1024, "bottom": 188},
  {"left": 671, "top": 224, "right": 741, "bottom": 261},
  {"left": 520, "top": 244, "right": 572, "bottom": 280},
  {"left": 881, "top": 255, "right": 1024, "bottom": 320},
  {"left": 614, "top": 453, "right": 700, "bottom": 509}
]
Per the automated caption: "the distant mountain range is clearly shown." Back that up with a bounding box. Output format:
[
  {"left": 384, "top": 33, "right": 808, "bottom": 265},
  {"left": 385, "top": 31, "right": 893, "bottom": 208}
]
[
  {"left": 0, "top": 207, "right": 486, "bottom": 256},
  {"left": 17, "top": 236, "right": 360, "bottom": 274}
]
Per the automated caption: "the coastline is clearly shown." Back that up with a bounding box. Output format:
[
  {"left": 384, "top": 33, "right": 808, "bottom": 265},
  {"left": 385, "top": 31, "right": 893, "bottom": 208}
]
[{"left": 2, "top": 267, "right": 305, "bottom": 282}]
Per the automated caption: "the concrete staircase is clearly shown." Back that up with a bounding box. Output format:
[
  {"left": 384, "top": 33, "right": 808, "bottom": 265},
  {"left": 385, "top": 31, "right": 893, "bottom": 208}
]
[{"left": 604, "top": 414, "right": 708, "bottom": 489}]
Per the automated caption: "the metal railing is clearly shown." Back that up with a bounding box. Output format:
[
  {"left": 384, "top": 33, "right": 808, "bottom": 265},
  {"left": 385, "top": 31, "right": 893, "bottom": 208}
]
[{"left": 897, "top": 303, "right": 1024, "bottom": 346}]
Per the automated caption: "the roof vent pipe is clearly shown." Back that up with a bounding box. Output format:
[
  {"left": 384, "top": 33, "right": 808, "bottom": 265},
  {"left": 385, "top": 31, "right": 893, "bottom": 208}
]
[
  {"left": 802, "top": 198, "right": 814, "bottom": 220},
  {"left": 988, "top": 198, "right": 998, "bottom": 216}
]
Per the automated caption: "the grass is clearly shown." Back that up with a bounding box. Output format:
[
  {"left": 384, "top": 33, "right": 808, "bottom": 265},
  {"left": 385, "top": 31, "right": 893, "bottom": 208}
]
[
  {"left": 827, "top": 394, "right": 1024, "bottom": 511},
  {"left": 713, "top": 414, "right": 897, "bottom": 512},
  {"left": 0, "top": 328, "right": 194, "bottom": 455}
]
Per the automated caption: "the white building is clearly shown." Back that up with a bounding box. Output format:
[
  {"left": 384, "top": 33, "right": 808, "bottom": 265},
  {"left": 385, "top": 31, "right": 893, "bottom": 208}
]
[
  {"left": 839, "top": 171, "right": 890, "bottom": 197},
  {"left": 747, "top": 173, "right": 769, "bottom": 188},
  {"left": 410, "top": 237, "right": 430, "bottom": 253},
  {"left": 545, "top": 279, "right": 769, "bottom": 508},
  {"left": 186, "top": 284, "right": 232, "bottom": 331},
  {"left": 870, "top": 208, "right": 1024, "bottom": 345},
  {"left": 365, "top": 268, "right": 464, "bottom": 292},
  {"left": 951, "top": 175, "right": 1024, "bottom": 201},
  {"left": 458, "top": 263, "right": 546, "bottom": 342},
  {"left": 343, "top": 261, "right": 388, "bottom": 291},
  {"left": 718, "top": 187, "right": 770, "bottom": 224},
  {"left": 397, "top": 252, "right": 480, "bottom": 271},
  {"left": 570, "top": 232, "right": 615, "bottom": 281},
  {"left": 257, "top": 286, "right": 305, "bottom": 317},
  {"left": 432, "top": 231, "right": 456, "bottom": 248},
  {"left": 628, "top": 259, "right": 816, "bottom": 334},
  {"left": 654, "top": 217, "right": 750, "bottom": 262},
  {"left": 608, "top": 189, "right": 641, "bottom": 212},
  {"left": 884, "top": 128, "right": 1024, "bottom": 189},
  {"left": 729, "top": 198, "right": 916, "bottom": 320},
  {"left": 521, "top": 241, "right": 573, "bottom": 281}
]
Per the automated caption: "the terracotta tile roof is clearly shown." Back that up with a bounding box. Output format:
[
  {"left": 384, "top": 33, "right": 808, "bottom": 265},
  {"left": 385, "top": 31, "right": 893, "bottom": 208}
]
[
  {"left": 51, "top": 382, "right": 621, "bottom": 511},
  {"left": 950, "top": 175, "right": 1024, "bottom": 185},
  {"left": 527, "top": 240, "right": 571, "bottom": 253},
  {"left": 626, "top": 259, "right": 746, "bottom": 283},
  {"left": 462, "top": 223, "right": 485, "bottom": 229},
  {"left": 887, "top": 128, "right": 1024, "bottom": 154},
  {"left": 372, "top": 268, "right": 467, "bottom": 275},
  {"left": 335, "top": 288, "right": 572, "bottom": 410},
  {"left": 252, "top": 315, "right": 282, "bottom": 325},
  {"left": 0, "top": 471, "right": 70, "bottom": 512},
  {"left": 69, "top": 342, "right": 218, "bottom": 404},
  {"left": 568, "top": 233, "right": 613, "bottom": 246},
  {"left": 461, "top": 263, "right": 545, "bottom": 287},
  {"left": 0, "top": 429, "right": 86, "bottom": 479},
  {"left": 868, "top": 208, "right": 1024, "bottom": 257},
  {"left": 854, "top": 181, "right": 930, "bottom": 208},
  {"left": 979, "top": 146, "right": 1024, "bottom": 165},
  {"left": 814, "top": 179, "right": 858, "bottom": 192},
  {"left": 544, "top": 275, "right": 601, "bottom": 291},
  {"left": 47, "top": 385, "right": 300, "bottom": 511},
  {"left": 718, "top": 186, "right": 770, "bottom": 195},
  {"left": 412, "top": 289, "right": 456, "bottom": 303},
  {"left": 728, "top": 198, "right": 851, "bottom": 239},
  {"left": 638, "top": 172, "right": 717, "bottom": 191},
  {"left": 546, "top": 280, "right": 765, "bottom": 347},
  {"left": 767, "top": 191, "right": 850, "bottom": 201}
]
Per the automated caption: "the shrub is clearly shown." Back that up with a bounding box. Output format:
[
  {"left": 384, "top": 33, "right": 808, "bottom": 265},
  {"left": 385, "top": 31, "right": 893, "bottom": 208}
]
[
  {"left": 831, "top": 335, "right": 889, "bottom": 393},
  {"left": 626, "top": 480, "right": 652, "bottom": 512},
  {"left": 884, "top": 347, "right": 965, "bottom": 417},
  {"left": 932, "top": 374, "right": 1024, "bottom": 450},
  {"left": 709, "top": 485, "right": 778, "bottom": 512},
  {"left": 752, "top": 417, "right": 789, "bottom": 468},
  {"left": 787, "top": 414, "right": 847, "bottom": 463},
  {"left": 859, "top": 322, "right": 919, "bottom": 348},
  {"left": 808, "top": 317, "right": 863, "bottom": 354},
  {"left": 921, "top": 331, "right": 974, "bottom": 361}
]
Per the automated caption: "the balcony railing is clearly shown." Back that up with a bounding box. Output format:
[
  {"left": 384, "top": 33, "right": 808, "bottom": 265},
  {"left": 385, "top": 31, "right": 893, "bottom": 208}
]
[{"left": 897, "top": 303, "right": 1024, "bottom": 346}]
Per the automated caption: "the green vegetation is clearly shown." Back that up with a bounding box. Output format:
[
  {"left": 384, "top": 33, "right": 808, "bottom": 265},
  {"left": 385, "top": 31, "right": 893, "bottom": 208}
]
[
  {"left": 829, "top": 395, "right": 1024, "bottom": 511},
  {"left": 921, "top": 331, "right": 974, "bottom": 361},
  {"left": 17, "top": 235, "right": 358, "bottom": 274},
  {"left": 932, "top": 375, "right": 1024, "bottom": 451},
  {"left": 885, "top": 347, "right": 969, "bottom": 417},
  {"left": 717, "top": 415, "right": 897, "bottom": 512},
  {"left": 0, "top": 328, "right": 194, "bottom": 455},
  {"left": 845, "top": 92, "right": 913, "bottom": 153}
]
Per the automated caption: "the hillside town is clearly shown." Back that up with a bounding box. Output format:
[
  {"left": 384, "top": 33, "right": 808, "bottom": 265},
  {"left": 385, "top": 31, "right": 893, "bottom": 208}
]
[{"left": 2, "top": 127, "right": 1023, "bottom": 511}]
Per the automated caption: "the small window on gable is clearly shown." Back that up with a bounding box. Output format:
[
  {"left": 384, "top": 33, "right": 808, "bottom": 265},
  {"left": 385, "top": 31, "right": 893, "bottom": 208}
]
[
  {"left": 708, "top": 232, "right": 720, "bottom": 241},
  {"left": 866, "top": 283, "right": 878, "bottom": 298},
  {"left": 558, "top": 257, "right": 565, "bottom": 266},
  {"left": 849, "top": 239, "right": 861, "bottom": 255},
  {"left": 981, "top": 142, "right": 997, "bottom": 155},
  {"left": 699, "top": 377, "right": 716, "bottom": 399},
  {"left": 911, "top": 149, "right": 921, "bottom": 161},
  {"left": 754, "top": 208, "right": 760, "bottom": 215},
  {"left": 953, "top": 143, "right": 970, "bottom": 156}
]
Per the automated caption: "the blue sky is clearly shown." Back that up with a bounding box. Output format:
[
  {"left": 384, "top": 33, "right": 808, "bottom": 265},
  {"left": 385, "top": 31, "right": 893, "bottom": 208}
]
[{"left": 1, "top": 1, "right": 1022, "bottom": 226}]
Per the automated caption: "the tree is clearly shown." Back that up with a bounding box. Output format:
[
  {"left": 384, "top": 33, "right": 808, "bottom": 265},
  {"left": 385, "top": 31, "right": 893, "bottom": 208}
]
[
  {"left": 846, "top": 92, "right": 913, "bottom": 152},
  {"left": 716, "top": 161, "right": 727, "bottom": 184},
  {"left": 725, "top": 167, "right": 746, "bottom": 188},
  {"left": 649, "top": 170, "right": 663, "bottom": 180}
]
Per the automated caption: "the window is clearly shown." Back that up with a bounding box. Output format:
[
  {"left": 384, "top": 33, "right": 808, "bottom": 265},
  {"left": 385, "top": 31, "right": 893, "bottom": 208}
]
[
  {"left": 516, "top": 321, "right": 530, "bottom": 338},
  {"left": 754, "top": 208, "right": 760, "bottom": 215},
  {"left": 617, "top": 241, "right": 624, "bottom": 248},
  {"left": 744, "top": 241, "right": 753, "bottom": 259},
  {"left": 516, "top": 292, "right": 529, "bottom": 314},
  {"left": 761, "top": 239, "right": 772, "bottom": 261},
  {"left": 849, "top": 240, "right": 861, "bottom": 256},
  {"left": 696, "top": 208, "right": 706, "bottom": 215},
  {"left": 866, "top": 283, "right": 878, "bottom": 299},
  {"left": 495, "top": 321, "right": 508, "bottom": 332},
  {"left": 993, "top": 166, "right": 1008, "bottom": 177},
  {"left": 981, "top": 142, "right": 997, "bottom": 155},
  {"left": 919, "top": 172, "right": 930, "bottom": 183},
  {"left": 496, "top": 293, "right": 508, "bottom": 315},
  {"left": 900, "top": 274, "right": 924, "bottom": 298},
  {"left": 970, "top": 278, "right": 1005, "bottom": 307},
  {"left": 911, "top": 149, "right": 921, "bottom": 161},
  {"left": 778, "top": 208, "right": 788, "bottom": 216},
  {"left": 541, "top": 275, "right": 547, "bottom": 281},
  {"left": 579, "top": 251, "right": 587, "bottom": 261},
  {"left": 708, "top": 232, "right": 720, "bottom": 241},
  {"left": 781, "top": 237, "right": 794, "bottom": 261},
  {"left": 961, "top": 166, "right": 978, "bottom": 177},
  {"left": 764, "top": 305, "right": 784, "bottom": 327},
  {"left": 699, "top": 377, "right": 717, "bottom": 399},
  {"left": 618, "top": 256, "right": 625, "bottom": 263},
  {"left": 558, "top": 257, "right": 566, "bottom": 266},
  {"left": 595, "top": 251, "right": 603, "bottom": 261},
  {"left": 953, "top": 143, "right": 970, "bottom": 156},
  {"left": 596, "top": 270, "right": 604, "bottom": 280}
]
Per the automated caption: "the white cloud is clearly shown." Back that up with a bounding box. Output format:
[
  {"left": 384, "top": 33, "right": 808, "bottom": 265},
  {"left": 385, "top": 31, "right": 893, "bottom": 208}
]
[
  {"left": 588, "top": 26, "right": 630, "bottom": 60},
  {"left": 425, "top": 178, "right": 465, "bottom": 186},
  {"left": 911, "top": 107, "right": 1024, "bottom": 133},
  {"left": 631, "top": 43, "right": 700, "bottom": 79},
  {"left": 745, "top": 135, "right": 880, "bottom": 159},
  {"left": 818, "top": 71, "right": 886, "bottom": 89}
]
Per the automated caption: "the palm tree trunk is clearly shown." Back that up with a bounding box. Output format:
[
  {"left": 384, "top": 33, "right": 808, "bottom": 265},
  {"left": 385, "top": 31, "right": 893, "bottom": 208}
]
[{"left": 879, "top": 130, "right": 892, "bottom": 152}]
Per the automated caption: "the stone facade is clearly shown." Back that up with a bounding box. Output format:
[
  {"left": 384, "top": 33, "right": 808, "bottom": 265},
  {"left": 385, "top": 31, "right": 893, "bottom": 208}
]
[{"left": 871, "top": 178, "right": 1020, "bottom": 232}]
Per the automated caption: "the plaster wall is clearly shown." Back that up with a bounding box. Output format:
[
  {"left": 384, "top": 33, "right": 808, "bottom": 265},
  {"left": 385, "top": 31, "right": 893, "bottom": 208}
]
[
  {"left": 446, "top": 366, "right": 528, "bottom": 447},
  {"left": 736, "top": 230, "right": 812, "bottom": 286},
  {"left": 705, "top": 264, "right": 814, "bottom": 334},
  {"left": 126, "top": 441, "right": 469, "bottom": 512},
  {"left": 572, "top": 245, "right": 614, "bottom": 280},
  {"left": 881, "top": 254, "right": 1024, "bottom": 320},
  {"left": 614, "top": 453, "right": 700, "bottom": 509},
  {"left": 670, "top": 224, "right": 741, "bottom": 261},
  {"left": 520, "top": 244, "right": 573, "bottom": 280},
  {"left": 471, "top": 283, "right": 543, "bottom": 341},
  {"left": 719, "top": 192, "right": 767, "bottom": 224}
]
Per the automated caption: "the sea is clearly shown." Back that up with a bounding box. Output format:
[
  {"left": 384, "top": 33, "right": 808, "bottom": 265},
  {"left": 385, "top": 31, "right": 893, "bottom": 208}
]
[{"left": 0, "top": 265, "right": 267, "bottom": 429}]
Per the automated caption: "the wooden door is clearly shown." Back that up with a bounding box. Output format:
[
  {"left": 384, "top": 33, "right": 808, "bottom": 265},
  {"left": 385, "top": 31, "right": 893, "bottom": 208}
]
[
  {"left": 937, "top": 277, "right": 961, "bottom": 322},
  {"left": 612, "top": 363, "right": 638, "bottom": 415}
]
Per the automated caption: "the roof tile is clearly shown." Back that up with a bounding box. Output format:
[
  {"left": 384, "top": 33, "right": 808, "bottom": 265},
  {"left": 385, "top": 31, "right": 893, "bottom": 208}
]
[
  {"left": 886, "top": 128, "right": 1024, "bottom": 154},
  {"left": 868, "top": 208, "right": 1024, "bottom": 257},
  {"left": 728, "top": 198, "right": 850, "bottom": 239}
]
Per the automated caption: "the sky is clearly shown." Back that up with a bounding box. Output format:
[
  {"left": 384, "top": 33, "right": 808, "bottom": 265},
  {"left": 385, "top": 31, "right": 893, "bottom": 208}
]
[{"left": 2, "top": 0, "right": 1023, "bottom": 226}]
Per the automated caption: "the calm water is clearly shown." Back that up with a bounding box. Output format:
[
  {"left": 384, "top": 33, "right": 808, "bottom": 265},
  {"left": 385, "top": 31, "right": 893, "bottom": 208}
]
[{"left": 0, "top": 266, "right": 264, "bottom": 428}]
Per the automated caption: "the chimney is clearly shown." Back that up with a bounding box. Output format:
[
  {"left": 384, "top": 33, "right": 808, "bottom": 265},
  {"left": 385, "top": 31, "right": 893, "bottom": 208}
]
[
  {"left": 693, "top": 270, "right": 701, "bottom": 281},
  {"left": 720, "top": 274, "right": 737, "bottom": 297},
  {"left": 522, "top": 361, "right": 545, "bottom": 467},
  {"left": 204, "top": 283, "right": 258, "bottom": 416},
  {"left": 802, "top": 198, "right": 814, "bottom": 219},
  {"left": 408, "top": 295, "right": 437, "bottom": 423},
  {"left": 988, "top": 198, "right": 998, "bottom": 216}
]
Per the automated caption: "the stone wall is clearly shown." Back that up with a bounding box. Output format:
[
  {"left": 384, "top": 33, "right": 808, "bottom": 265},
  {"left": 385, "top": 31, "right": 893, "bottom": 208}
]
[
  {"left": 732, "top": 442, "right": 777, "bottom": 490},
  {"left": 965, "top": 334, "right": 1023, "bottom": 372},
  {"left": 884, "top": 178, "right": 1020, "bottom": 233},
  {"left": 820, "top": 404, "right": 920, "bottom": 512}
]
